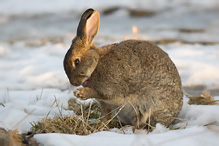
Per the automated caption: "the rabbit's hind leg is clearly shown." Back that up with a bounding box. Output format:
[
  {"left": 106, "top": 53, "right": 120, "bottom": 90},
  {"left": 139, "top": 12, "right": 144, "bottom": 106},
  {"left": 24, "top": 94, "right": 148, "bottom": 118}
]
[
  {"left": 132, "top": 109, "right": 153, "bottom": 128},
  {"left": 149, "top": 108, "right": 177, "bottom": 127},
  {"left": 99, "top": 101, "right": 113, "bottom": 122}
]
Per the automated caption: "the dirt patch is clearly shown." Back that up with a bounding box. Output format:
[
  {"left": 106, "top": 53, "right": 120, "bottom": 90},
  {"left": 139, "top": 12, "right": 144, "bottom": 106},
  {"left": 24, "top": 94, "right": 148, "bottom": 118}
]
[
  {"left": 178, "top": 28, "right": 205, "bottom": 33},
  {"left": 0, "top": 128, "right": 38, "bottom": 146},
  {"left": 151, "top": 39, "right": 219, "bottom": 45},
  {"left": 188, "top": 91, "right": 219, "bottom": 105},
  {"left": 102, "top": 6, "right": 156, "bottom": 17},
  {"left": 128, "top": 9, "right": 156, "bottom": 17},
  {"left": 102, "top": 7, "right": 121, "bottom": 15}
]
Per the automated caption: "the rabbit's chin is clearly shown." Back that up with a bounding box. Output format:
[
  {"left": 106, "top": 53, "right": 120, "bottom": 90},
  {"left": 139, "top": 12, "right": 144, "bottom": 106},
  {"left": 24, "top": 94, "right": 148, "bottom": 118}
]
[{"left": 82, "top": 79, "right": 89, "bottom": 87}]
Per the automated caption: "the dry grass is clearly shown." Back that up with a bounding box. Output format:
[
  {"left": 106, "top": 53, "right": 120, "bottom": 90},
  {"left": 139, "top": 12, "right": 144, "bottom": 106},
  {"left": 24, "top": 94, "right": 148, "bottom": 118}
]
[
  {"left": 31, "top": 98, "right": 169, "bottom": 135},
  {"left": 31, "top": 99, "right": 122, "bottom": 135},
  {"left": 30, "top": 98, "right": 160, "bottom": 135},
  {"left": 188, "top": 91, "right": 219, "bottom": 105},
  {"left": 31, "top": 114, "right": 121, "bottom": 135}
]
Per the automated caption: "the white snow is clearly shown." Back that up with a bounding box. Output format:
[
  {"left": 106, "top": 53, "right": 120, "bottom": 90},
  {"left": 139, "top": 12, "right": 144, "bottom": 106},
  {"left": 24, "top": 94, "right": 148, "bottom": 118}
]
[
  {"left": 162, "top": 43, "right": 219, "bottom": 89},
  {"left": 1, "top": 89, "right": 219, "bottom": 145},
  {"left": 0, "top": 0, "right": 219, "bottom": 145},
  {"left": 0, "top": 89, "right": 74, "bottom": 133},
  {"left": 34, "top": 126, "right": 219, "bottom": 146}
]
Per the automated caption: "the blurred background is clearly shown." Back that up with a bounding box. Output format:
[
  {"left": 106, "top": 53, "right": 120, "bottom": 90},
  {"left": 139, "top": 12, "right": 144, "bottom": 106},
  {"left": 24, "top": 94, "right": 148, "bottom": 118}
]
[{"left": 0, "top": 0, "right": 219, "bottom": 95}]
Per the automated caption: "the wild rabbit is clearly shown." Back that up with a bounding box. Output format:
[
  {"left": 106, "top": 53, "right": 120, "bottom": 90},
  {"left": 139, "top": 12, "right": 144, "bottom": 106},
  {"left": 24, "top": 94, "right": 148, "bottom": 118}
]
[{"left": 64, "top": 8, "right": 183, "bottom": 127}]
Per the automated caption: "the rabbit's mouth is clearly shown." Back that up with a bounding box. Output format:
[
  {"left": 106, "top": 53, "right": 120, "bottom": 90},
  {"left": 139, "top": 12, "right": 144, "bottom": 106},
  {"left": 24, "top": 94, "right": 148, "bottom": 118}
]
[{"left": 82, "top": 79, "right": 89, "bottom": 87}]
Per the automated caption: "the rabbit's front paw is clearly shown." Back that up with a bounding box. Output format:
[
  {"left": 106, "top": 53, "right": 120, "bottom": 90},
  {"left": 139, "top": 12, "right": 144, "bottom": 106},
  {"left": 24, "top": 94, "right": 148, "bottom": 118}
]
[{"left": 74, "top": 88, "right": 90, "bottom": 100}]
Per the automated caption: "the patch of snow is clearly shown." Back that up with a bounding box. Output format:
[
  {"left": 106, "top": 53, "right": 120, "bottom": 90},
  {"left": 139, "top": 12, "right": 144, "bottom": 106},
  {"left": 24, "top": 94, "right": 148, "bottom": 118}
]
[
  {"left": 34, "top": 126, "right": 219, "bottom": 146},
  {"left": 0, "top": 89, "right": 74, "bottom": 133},
  {"left": 162, "top": 43, "right": 219, "bottom": 89},
  {"left": 152, "top": 123, "right": 169, "bottom": 134}
]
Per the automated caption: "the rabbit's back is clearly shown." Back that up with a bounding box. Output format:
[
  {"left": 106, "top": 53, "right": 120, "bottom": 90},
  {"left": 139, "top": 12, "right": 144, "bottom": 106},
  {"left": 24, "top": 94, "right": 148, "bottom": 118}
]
[
  {"left": 88, "top": 40, "right": 183, "bottom": 126},
  {"left": 90, "top": 40, "right": 181, "bottom": 95}
]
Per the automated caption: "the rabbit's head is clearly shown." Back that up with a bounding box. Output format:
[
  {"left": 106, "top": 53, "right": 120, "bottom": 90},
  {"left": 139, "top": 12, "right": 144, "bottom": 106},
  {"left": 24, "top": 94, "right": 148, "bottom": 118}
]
[{"left": 64, "top": 9, "right": 100, "bottom": 86}]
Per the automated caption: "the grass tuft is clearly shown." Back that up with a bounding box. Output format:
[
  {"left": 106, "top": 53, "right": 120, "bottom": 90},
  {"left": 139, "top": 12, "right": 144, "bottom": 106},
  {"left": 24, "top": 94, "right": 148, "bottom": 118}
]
[{"left": 30, "top": 99, "right": 121, "bottom": 135}]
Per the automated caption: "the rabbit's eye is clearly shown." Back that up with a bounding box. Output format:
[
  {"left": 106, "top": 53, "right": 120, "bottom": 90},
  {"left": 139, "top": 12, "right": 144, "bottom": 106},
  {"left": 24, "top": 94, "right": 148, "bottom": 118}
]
[{"left": 74, "top": 59, "right": 80, "bottom": 66}]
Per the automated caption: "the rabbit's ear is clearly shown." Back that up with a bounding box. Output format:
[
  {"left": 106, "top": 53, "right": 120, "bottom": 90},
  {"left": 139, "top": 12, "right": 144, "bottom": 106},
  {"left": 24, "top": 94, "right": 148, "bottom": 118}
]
[{"left": 77, "top": 8, "right": 100, "bottom": 44}]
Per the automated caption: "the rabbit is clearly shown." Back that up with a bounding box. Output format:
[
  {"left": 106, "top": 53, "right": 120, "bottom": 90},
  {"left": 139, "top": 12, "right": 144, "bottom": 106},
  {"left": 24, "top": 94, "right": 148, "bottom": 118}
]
[{"left": 64, "top": 8, "right": 183, "bottom": 127}]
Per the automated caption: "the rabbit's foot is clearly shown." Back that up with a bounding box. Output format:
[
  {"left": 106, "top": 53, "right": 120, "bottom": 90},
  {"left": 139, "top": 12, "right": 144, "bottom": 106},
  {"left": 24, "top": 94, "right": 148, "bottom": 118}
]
[
  {"left": 74, "top": 87, "right": 98, "bottom": 100},
  {"left": 74, "top": 88, "right": 90, "bottom": 100}
]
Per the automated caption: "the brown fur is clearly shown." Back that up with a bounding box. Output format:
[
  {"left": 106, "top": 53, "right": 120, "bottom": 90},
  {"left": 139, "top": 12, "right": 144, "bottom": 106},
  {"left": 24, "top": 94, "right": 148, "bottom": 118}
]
[{"left": 64, "top": 8, "right": 183, "bottom": 127}]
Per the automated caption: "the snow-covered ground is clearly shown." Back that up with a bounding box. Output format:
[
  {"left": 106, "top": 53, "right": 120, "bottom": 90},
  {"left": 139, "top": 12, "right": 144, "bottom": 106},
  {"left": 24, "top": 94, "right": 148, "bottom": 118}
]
[
  {"left": 1, "top": 89, "right": 219, "bottom": 146},
  {"left": 0, "top": 0, "right": 219, "bottom": 145}
]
